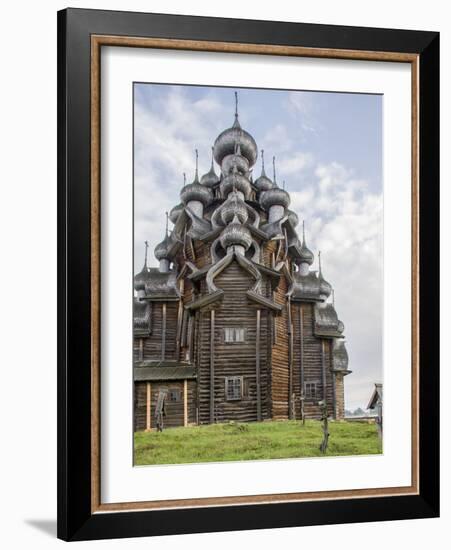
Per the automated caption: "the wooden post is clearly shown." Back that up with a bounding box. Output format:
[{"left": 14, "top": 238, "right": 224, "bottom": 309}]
[
  {"left": 299, "top": 306, "right": 305, "bottom": 417},
  {"left": 331, "top": 346, "right": 337, "bottom": 419},
  {"left": 139, "top": 338, "right": 144, "bottom": 362},
  {"left": 256, "top": 309, "right": 262, "bottom": 421},
  {"left": 161, "top": 303, "right": 167, "bottom": 362},
  {"left": 183, "top": 379, "right": 188, "bottom": 427},
  {"left": 321, "top": 340, "right": 327, "bottom": 402},
  {"left": 145, "top": 382, "right": 151, "bottom": 431},
  {"left": 287, "top": 298, "right": 293, "bottom": 419},
  {"left": 210, "top": 310, "right": 215, "bottom": 423}
]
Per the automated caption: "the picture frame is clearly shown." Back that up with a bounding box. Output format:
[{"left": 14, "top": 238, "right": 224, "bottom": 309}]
[{"left": 57, "top": 7, "right": 439, "bottom": 541}]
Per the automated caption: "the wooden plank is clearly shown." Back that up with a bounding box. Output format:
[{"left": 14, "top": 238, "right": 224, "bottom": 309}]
[
  {"left": 210, "top": 309, "right": 215, "bottom": 423},
  {"left": 321, "top": 339, "right": 327, "bottom": 402},
  {"left": 145, "top": 382, "right": 151, "bottom": 432},
  {"left": 161, "top": 303, "right": 167, "bottom": 361},
  {"left": 183, "top": 379, "right": 188, "bottom": 427},
  {"left": 256, "top": 309, "right": 261, "bottom": 421}
]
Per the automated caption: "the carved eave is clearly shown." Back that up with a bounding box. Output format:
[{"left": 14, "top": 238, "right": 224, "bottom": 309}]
[
  {"left": 246, "top": 290, "right": 283, "bottom": 313},
  {"left": 185, "top": 289, "right": 224, "bottom": 311}
]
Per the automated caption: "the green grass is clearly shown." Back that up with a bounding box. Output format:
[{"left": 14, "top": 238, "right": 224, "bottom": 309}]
[{"left": 134, "top": 420, "right": 381, "bottom": 466}]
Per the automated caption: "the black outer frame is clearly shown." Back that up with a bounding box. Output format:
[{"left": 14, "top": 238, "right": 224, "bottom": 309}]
[{"left": 57, "top": 8, "right": 439, "bottom": 542}]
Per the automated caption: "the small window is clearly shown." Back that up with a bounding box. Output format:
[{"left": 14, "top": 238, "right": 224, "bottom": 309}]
[
  {"left": 226, "top": 377, "right": 242, "bottom": 401},
  {"left": 224, "top": 327, "right": 245, "bottom": 343},
  {"left": 168, "top": 389, "right": 181, "bottom": 402},
  {"left": 305, "top": 382, "right": 318, "bottom": 399}
]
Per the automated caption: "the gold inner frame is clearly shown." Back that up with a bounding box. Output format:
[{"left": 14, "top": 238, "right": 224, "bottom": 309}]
[{"left": 90, "top": 35, "right": 419, "bottom": 514}]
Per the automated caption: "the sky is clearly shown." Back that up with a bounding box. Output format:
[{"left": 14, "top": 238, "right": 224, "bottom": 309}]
[{"left": 134, "top": 83, "right": 383, "bottom": 411}]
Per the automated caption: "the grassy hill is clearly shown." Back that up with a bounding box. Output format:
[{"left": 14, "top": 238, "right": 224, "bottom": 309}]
[{"left": 134, "top": 419, "right": 381, "bottom": 466}]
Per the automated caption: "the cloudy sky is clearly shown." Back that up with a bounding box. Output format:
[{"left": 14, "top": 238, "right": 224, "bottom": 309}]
[{"left": 134, "top": 83, "right": 383, "bottom": 411}]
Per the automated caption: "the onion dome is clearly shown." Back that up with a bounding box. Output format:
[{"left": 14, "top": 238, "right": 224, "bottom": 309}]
[
  {"left": 299, "top": 221, "right": 314, "bottom": 265},
  {"left": 259, "top": 156, "right": 290, "bottom": 210},
  {"left": 213, "top": 92, "right": 258, "bottom": 166},
  {"left": 332, "top": 340, "right": 349, "bottom": 371},
  {"left": 154, "top": 216, "right": 172, "bottom": 261},
  {"left": 200, "top": 147, "right": 220, "bottom": 188},
  {"left": 254, "top": 150, "right": 273, "bottom": 192},
  {"left": 169, "top": 202, "right": 184, "bottom": 224},
  {"left": 220, "top": 167, "right": 252, "bottom": 199},
  {"left": 221, "top": 143, "right": 250, "bottom": 176},
  {"left": 220, "top": 192, "right": 248, "bottom": 225},
  {"left": 180, "top": 151, "right": 213, "bottom": 206},
  {"left": 287, "top": 209, "right": 299, "bottom": 228},
  {"left": 134, "top": 241, "right": 150, "bottom": 291},
  {"left": 219, "top": 214, "right": 253, "bottom": 251},
  {"left": 259, "top": 186, "right": 290, "bottom": 211},
  {"left": 318, "top": 251, "right": 332, "bottom": 297}
]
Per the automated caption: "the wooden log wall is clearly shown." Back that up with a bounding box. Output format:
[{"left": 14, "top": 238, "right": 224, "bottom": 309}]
[
  {"left": 271, "top": 272, "right": 290, "bottom": 420},
  {"left": 197, "top": 260, "right": 270, "bottom": 424},
  {"left": 291, "top": 303, "right": 335, "bottom": 419}
]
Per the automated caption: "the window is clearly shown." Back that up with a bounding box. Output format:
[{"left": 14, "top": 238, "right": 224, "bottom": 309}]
[
  {"left": 225, "top": 377, "right": 242, "bottom": 401},
  {"left": 168, "top": 389, "right": 181, "bottom": 402},
  {"left": 305, "top": 382, "right": 318, "bottom": 399},
  {"left": 224, "top": 327, "right": 245, "bottom": 343}
]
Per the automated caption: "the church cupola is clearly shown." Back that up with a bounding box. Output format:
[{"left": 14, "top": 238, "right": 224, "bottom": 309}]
[
  {"left": 219, "top": 163, "right": 252, "bottom": 200},
  {"left": 154, "top": 213, "right": 172, "bottom": 273},
  {"left": 213, "top": 92, "right": 258, "bottom": 167},
  {"left": 254, "top": 150, "right": 273, "bottom": 193},
  {"left": 200, "top": 147, "right": 220, "bottom": 188},
  {"left": 180, "top": 151, "right": 213, "bottom": 217},
  {"left": 221, "top": 142, "right": 250, "bottom": 177},
  {"left": 318, "top": 251, "right": 333, "bottom": 299},
  {"left": 219, "top": 214, "right": 253, "bottom": 255},
  {"left": 134, "top": 240, "right": 150, "bottom": 298},
  {"left": 297, "top": 221, "right": 314, "bottom": 275},
  {"left": 259, "top": 157, "right": 290, "bottom": 221},
  {"left": 169, "top": 198, "right": 184, "bottom": 224},
  {"left": 287, "top": 209, "right": 299, "bottom": 228}
]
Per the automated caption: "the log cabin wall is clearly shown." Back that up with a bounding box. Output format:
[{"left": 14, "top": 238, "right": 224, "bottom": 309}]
[
  {"left": 271, "top": 271, "right": 290, "bottom": 420},
  {"left": 197, "top": 260, "right": 270, "bottom": 424}
]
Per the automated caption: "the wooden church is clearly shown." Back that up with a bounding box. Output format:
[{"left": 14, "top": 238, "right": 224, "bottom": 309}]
[{"left": 133, "top": 94, "right": 351, "bottom": 431}]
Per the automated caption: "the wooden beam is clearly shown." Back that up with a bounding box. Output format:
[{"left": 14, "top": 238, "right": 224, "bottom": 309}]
[
  {"left": 145, "top": 382, "right": 151, "bottom": 432},
  {"left": 287, "top": 297, "right": 293, "bottom": 419},
  {"left": 331, "top": 344, "right": 337, "bottom": 419},
  {"left": 256, "top": 309, "right": 262, "bottom": 421},
  {"left": 183, "top": 379, "right": 188, "bottom": 427},
  {"left": 161, "top": 303, "right": 167, "bottom": 362},
  {"left": 210, "top": 310, "right": 215, "bottom": 423},
  {"left": 139, "top": 338, "right": 144, "bottom": 362},
  {"left": 299, "top": 305, "right": 305, "bottom": 422},
  {"left": 321, "top": 340, "right": 327, "bottom": 402}
]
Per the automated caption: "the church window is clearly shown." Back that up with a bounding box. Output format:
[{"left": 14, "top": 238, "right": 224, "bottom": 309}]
[
  {"left": 225, "top": 377, "right": 242, "bottom": 400},
  {"left": 305, "top": 382, "right": 319, "bottom": 399},
  {"left": 224, "top": 327, "right": 245, "bottom": 343}
]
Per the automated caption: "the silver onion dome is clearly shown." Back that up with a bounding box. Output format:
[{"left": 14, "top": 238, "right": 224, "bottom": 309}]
[
  {"left": 332, "top": 339, "right": 349, "bottom": 370},
  {"left": 220, "top": 192, "right": 248, "bottom": 225},
  {"left": 200, "top": 147, "right": 220, "bottom": 188},
  {"left": 219, "top": 215, "right": 253, "bottom": 250},
  {"left": 134, "top": 265, "right": 149, "bottom": 291},
  {"left": 134, "top": 241, "right": 150, "bottom": 291},
  {"left": 180, "top": 152, "right": 214, "bottom": 206},
  {"left": 220, "top": 169, "right": 252, "bottom": 199},
  {"left": 259, "top": 186, "right": 290, "bottom": 211},
  {"left": 169, "top": 203, "right": 184, "bottom": 224},
  {"left": 213, "top": 92, "right": 258, "bottom": 166},
  {"left": 221, "top": 143, "right": 250, "bottom": 176},
  {"left": 287, "top": 209, "right": 299, "bottom": 227},
  {"left": 298, "top": 221, "right": 314, "bottom": 265},
  {"left": 154, "top": 233, "right": 172, "bottom": 261},
  {"left": 254, "top": 150, "right": 273, "bottom": 192},
  {"left": 318, "top": 252, "right": 332, "bottom": 297}
]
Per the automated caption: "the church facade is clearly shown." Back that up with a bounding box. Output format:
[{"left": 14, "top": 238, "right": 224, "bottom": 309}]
[{"left": 133, "top": 95, "right": 351, "bottom": 431}]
